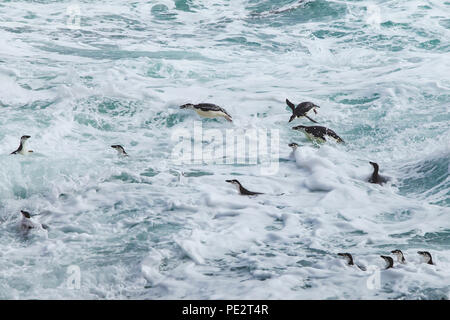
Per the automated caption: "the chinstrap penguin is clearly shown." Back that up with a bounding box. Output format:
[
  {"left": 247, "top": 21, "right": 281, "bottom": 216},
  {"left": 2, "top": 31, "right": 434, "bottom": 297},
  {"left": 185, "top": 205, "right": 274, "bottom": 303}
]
[
  {"left": 180, "top": 103, "right": 232, "bottom": 122},
  {"left": 338, "top": 253, "right": 366, "bottom": 271},
  {"left": 111, "top": 145, "right": 128, "bottom": 156},
  {"left": 391, "top": 249, "right": 406, "bottom": 264},
  {"left": 226, "top": 179, "right": 263, "bottom": 196},
  {"left": 11, "top": 135, "right": 33, "bottom": 155},
  {"left": 380, "top": 255, "right": 394, "bottom": 269},
  {"left": 417, "top": 251, "right": 434, "bottom": 265},
  {"left": 368, "top": 162, "right": 388, "bottom": 185},
  {"left": 20, "top": 210, "right": 48, "bottom": 231},
  {"left": 285, "top": 99, "right": 319, "bottom": 123},
  {"left": 292, "top": 125, "right": 344, "bottom": 144}
]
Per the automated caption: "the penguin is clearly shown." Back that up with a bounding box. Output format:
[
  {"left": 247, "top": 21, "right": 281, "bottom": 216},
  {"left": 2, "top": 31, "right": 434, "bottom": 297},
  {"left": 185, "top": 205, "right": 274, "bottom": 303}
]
[
  {"left": 288, "top": 142, "right": 299, "bottom": 159},
  {"left": 11, "top": 135, "right": 33, "bottom": 155},
  {"left": 380, "top": 255, "right": 394, "bottom": 269},
  {"left": 180, "top": 103, "right": 232, "bottom": 122},
  {"left": 111, "top": 145, "right": 128, "bottom": 156},
  {"left": 285, "top": 99, "right": 319, "bottom": 123},
  {"left": 338, "top": 253, "right": 354, "bottom": 266},
  {"left": 20, "top": 210, "right": 48, "bottom": 231},
  {"left": 391, "top": 249, "right": 406, "bottom": 264},
  {"left": 417, "top": 251, "right": 434, "bottom": 265},
  {"left": 225, "top": 179, "right": 263, "bottom": 196},
  {"left": 337, "top": 253, "right": 367, "bottom": 271},
  {"left": 292, "top": 125, "right": 344, "bottom": 144},
  {"left": 368, "top": 162, "right": 388, "bottom": 185}
]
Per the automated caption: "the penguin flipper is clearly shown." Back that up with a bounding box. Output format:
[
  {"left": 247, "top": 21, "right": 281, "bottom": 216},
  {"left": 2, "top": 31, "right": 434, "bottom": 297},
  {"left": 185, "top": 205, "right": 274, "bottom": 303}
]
[
  {"left": 305, "top": 115, "right": 318, "bottom": 123},
  {"left": 286, "top": 99, "right": 296, "bottom": 112}
]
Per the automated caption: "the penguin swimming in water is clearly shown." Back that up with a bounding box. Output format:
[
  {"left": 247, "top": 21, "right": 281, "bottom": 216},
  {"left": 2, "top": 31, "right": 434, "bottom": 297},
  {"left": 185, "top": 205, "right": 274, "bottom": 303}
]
[
  {"left": 292, "top": 125, "right": 345, "bottom": 144},
  {"left": 285, "top": 99, "right": 319, "bottom": 123},
  {"left": 368, "top": 162, "right": 388, "bottom": 185},
  {"left": 337, "top": 253, "right": 366, "bottom": 271},
  {"left": 288, "top": 142, "right": 299, "bottom": 150},
  {"left": 418, "top": 251, "right": 434, "bottom": 265},
  {"left": 20, "top": 210, "right": 48, "bottom": 231},
  {"left": 391, "top": 249, "right": 406, "bottom": 264},
  {"left": 226, "top": 179, "right": 263, "bottom": 196},
  {"left": 380, "top": 255, "right": 394, "bottom": 269},
  {"left": 111, "top": 145, "right": 128, "bottom": 156},
  {"left": 11, "top": 135, "right": 33, "bottom": 155},
  {"left": 338, "top": 253, "right": 354, "bottom": 266},
  {"left": 180, "top": 103, "right": 232, "bottom": 122},
  {"left": 288, "top": 142, "right": 299, "bottom": 159}
]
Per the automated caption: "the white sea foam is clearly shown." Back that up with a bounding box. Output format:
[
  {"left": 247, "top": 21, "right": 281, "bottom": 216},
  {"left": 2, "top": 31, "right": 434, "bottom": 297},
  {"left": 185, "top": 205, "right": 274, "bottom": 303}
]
[{"left": 0, "top": 0, "right": 448, "bottom": 299}]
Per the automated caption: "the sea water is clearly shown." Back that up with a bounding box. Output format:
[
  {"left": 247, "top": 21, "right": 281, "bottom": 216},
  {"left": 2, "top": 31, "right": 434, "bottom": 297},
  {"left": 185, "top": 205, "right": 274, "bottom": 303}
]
[{"left": 0, "top": 0, "right": 449, "bottom": 299}]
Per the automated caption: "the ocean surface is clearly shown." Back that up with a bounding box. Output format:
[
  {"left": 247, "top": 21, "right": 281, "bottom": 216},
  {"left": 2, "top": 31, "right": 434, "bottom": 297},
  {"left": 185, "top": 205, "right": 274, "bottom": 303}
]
[{"left": 0, "top": 0, "right": 449, "bottom": 299}]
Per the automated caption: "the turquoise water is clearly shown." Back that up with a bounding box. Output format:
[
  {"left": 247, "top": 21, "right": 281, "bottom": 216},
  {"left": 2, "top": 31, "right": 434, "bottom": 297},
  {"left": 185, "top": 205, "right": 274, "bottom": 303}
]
[{"left": 0, "top": 0, "right": 449, "bottom": 299}]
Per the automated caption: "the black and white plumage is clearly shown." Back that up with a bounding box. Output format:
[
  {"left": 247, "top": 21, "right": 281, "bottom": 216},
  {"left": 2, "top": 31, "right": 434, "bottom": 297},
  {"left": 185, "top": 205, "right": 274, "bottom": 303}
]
[
  {"left": 338, "top": 253, "right": 366, "bottom": 271},
  {"left": 286, "top": 99, "right": 319, "bottom": 123},
  {"left": 20, "top": 210, "right": 48, "bottom": 231},
  {"left": 180, "top": 103, "right": 232, "bottom": 122},
  {"left": 111, "top": 145, "right": 128, "bottom": 156},
  {"left": 368, "top": 162, "right": 388, "bottom": 185},
  {"left": 418, "top": 251, "right": 434, "bottom": 265},
  {"left": 11, "top": 135, "right": 33, "bottom": 155},
  {"left": 288, "top": 142, "right": 299, "bottom": 160},
  {"left": 380, "top": 255, "right": 394, "bottom": 269},
  {"left": 338, "top": 253, "right": 354, "bottom": 266},
  {"left": 292, "top": 125, "right": 345, "bottom": 144},
  {"left": 288, "top": 142, "right": 299, "bottom": 150},
  {"left": 391, "top": 249, "right": 406, "bottom": 264},
  {"left": 226, "top": 179, "right": 263, "bottom": 196}
]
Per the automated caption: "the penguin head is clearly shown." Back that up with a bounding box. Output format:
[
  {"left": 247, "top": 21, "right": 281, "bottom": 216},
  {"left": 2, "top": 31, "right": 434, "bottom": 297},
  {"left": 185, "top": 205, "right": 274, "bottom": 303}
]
[
  {"left": 418, "top": 251, "right": 433, "bottom": 264},
  {"left": 338, "top": 253, "right": 354, "bottom": 265},
  {"left": 369, "top": 161, "right": 379, "bottom": 170},
  {"left": 179, "top": 103, "right": 195, "bottom": 110},
  {"left": 226, "top": 179, "right": 241, "bottom": 186},
  {"left": 380, "top": 255, "right": 394, "bottom": 269},
  {"left": 20, "top": 135, "right": 31, "bottom": 142},
  {"left": 288, "top": 142, "right": 299, "bottom": 150},
  {"left": 111, "top": 145, "right": 123, "bottom": 151},
  {"left": 391, "top": 250, "right": 405, "bottom": 263},
  {"left": 313, "top": 104, "right": 320, "bottom": 114},
  {"left": 292, "top": 125, "right": 306, "bottom": 132},
  {"left": 111, "top": 145, "right": 127, "bottom": 155},
  {"left": 21, "top": 210, "right": 31, "bottom": 219}
]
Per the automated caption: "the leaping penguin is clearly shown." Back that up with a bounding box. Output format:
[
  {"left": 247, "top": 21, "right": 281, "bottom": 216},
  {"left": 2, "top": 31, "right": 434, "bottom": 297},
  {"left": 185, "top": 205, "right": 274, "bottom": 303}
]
[
  {"left": 418, "top": 251, "right": 434, "bottom": 265},
  {"left": 292, "top": 125, "right": 345, "bottom": 144},
  {"left": 285, "top": 99, "right": 319, "bottom": 123},
  {"left": 20, "top": 210, "right": 48, "bottom": 231},
  {"left": 391, "top": 249, "right": 406, "bottom": 264},
  {"left": 380, "top": 255, "right": 394, "bottom": 269},
  {"left": 368, "top": 162, "right": 388, "bottom": 185},
  {"left": 226, "top": 179, "right": 263, "bottom": 196},
  {"left": 111, "top": 145, "right": 128, "bottom": 156},
  {"left": 180, "top": 103, "right": 232, "bottom": 122},
  {"left": 11, "top": 135, "right": 33, "bottom": 155}
]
